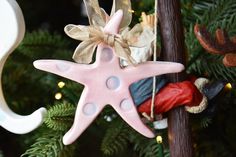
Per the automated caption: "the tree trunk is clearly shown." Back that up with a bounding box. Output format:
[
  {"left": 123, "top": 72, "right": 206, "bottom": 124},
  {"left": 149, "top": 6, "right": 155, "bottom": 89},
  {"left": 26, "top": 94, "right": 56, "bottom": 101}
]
[{"left": 157, "top": 0, "right": 193, "bottom": 156}]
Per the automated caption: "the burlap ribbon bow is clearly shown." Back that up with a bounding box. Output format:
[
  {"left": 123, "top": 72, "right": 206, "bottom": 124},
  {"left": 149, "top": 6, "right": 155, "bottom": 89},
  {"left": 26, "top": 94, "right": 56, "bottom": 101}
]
[
  {"left": 65, "top": 25, "right": 137, "bottom": 64},
  {"left": 64, "top": 0, "right": 155, "bottom": 65}
]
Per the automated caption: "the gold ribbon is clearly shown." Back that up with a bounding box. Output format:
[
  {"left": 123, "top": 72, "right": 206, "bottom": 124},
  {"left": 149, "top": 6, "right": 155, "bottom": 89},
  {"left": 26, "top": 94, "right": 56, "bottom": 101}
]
[
  {"left": 83, "top": 0, "right": 132, "bottom": 29},
  {"left": 65, "top": 0, "right": 155, "bottom": 65},
  {"left": 65, "top": 24, "right": 137, "bottom": 64},
  {"left": 83, "top": 0, "right": 107, "bottom": 27},
  {"left": 110, "top": 0, "right": 132, "bottom": 29}
]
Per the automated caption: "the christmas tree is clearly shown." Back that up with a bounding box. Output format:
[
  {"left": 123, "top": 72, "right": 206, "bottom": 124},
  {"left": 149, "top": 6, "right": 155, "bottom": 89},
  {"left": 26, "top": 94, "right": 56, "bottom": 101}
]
[{"left": 0, "top": 0, "right": 236, "bottom": 157}]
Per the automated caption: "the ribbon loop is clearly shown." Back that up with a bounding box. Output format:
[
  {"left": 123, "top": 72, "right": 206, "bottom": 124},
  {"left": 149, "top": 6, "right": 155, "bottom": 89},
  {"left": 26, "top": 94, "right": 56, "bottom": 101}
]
[
  {"left": 83, "top": 0, "right": 132, "bottom": 29},
  {"left": 65, "top": 1, "right": 156, "bottom": 65},
  {"left": 65, "top": 22, "right": 155, "bottom": 65}
]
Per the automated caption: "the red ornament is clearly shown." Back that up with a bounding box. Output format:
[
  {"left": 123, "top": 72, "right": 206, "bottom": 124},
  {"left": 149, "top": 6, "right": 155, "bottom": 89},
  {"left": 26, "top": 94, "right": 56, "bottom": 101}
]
[{"left": 138, "top": 81, "right": 203, "bottom": 114}]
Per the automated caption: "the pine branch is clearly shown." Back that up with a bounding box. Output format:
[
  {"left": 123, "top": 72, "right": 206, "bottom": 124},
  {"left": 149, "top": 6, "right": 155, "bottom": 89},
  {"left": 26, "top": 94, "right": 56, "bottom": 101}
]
[
  {"left": 200, "top": 117, "right": 212, "bottom": 128},
  {"left": 61, "top": 82, "right": 83, "bottom": 105},
  {"left": 184, "top": 0, "right": 236, "bottom": 80},
  {"left": 44, "top": 103, "right": 76, "bottom": 131},
  {"left": 194, "top": 0, "right": 236, "bottom": 31},
  {"left": 17, "top": 30, "right": 73, "bottom": 60},
  {"left": 130, "top": 132, "right": 170, "bottom": 157},
  {"left": 2, "top": 29, "right": 76, "bottom": 113},
  {"left": 101, "top": 119, "right": 130, "bottom": 156},
  {"left": 21, "top": 131, "right": 75, "bottom": 157},
  {"left": 187, "top": 54, "right": 236, "bottom": 81},
  {"left": 100, "top": 114, "right": 171, "bottom": 157}
]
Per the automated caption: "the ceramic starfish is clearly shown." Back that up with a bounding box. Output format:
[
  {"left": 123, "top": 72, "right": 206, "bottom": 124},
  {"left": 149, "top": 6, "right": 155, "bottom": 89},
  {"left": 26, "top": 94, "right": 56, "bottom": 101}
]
[{"left": 34, "top": 10, "right": 185, "bottom": 145}]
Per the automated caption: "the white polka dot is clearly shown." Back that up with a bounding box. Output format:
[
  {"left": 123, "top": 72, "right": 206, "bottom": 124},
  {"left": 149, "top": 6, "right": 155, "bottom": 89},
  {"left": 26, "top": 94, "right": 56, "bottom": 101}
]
[
  {"left": 83, "top": 103, "right": 97, "bottom": 116},
  {"left": 106, "top": 76, "right": 120, "bottom": 90},
  {"left": 120, "top": 99, "right": 133, "bottom": 111},
  {"left": 56, "top": 63, "right": 70, "bottom": 72}
]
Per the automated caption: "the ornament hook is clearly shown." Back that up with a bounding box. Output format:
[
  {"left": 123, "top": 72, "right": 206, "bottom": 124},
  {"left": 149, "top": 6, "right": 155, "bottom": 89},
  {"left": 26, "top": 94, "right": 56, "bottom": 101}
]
[{"left": 0, "top": 0, "right": 46, "bottom": 134}]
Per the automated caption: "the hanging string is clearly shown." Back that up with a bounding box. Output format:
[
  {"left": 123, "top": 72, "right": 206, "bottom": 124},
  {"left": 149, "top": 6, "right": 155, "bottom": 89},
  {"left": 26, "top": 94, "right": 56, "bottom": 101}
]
[{"left": 150, "top": 0, "right": 158, "bottom": 120}]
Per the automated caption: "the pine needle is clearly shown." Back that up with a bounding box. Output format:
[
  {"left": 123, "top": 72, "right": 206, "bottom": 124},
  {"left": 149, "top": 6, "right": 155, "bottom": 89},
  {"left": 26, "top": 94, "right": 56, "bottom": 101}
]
[{"left": 44, "top": 103, "right": 76, "bottom": 131}]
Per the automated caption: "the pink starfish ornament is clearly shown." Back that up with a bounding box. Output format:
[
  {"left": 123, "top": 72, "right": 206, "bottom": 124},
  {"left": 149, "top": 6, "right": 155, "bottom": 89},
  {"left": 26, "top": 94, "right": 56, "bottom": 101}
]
[{"left": 34, "top": 10, "right": 185, "bottom": 145}]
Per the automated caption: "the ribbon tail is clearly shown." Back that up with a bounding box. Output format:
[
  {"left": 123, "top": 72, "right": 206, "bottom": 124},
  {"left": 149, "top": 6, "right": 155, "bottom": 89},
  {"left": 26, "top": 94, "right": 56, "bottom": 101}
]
[
  {"left": 111, "top": 0, "right": 132, "bottom": 29},
  {"left": 100, "top": 8, "right": 110, "bottom": 23},
  {"left": 132, "top": 27, "right": 156, "bottom": 47},
  {"left": 73, "top": 41, "right": 98, "bottom": 64},
  {"left": 114, "top": 42, "right": 136, "bottom": 65},
  {"left": 83, "top": 0, "right": 106, "bottom": 27},
  {"left": 125, "top": 24, "right": 155, "bottom": 47},
  {"left": 64, "top": 24, "right": 90, "bottom": 41}
]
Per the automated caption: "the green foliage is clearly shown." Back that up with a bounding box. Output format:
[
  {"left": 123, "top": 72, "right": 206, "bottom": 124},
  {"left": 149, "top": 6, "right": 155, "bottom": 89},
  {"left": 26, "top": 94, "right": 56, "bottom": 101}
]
[
  {"left": 187, "top": 0, "right": 236, "bottom": 41},
  {"left": 134, "top": 138, "right": 163, "bottom": 157},
  {"left": 191, "top": 115, "right": 213, "bottom": 130},
  {"left": 200, "top": 117, "right": 212, "bottom": 128},
  {"left": 193, "top": 0, "right": 236, "bottom": 32},
  {"left": 191, "top": 91, "right": 236, "bottom": 157},
  {"left": 21, "top": 131, "right": 75, "bottom": 157},
  {"left": 130, "top": 131, "right": 170, "bottom": 157},
  {"left": 44, "top": 103, "right": 76, "bottom": 131},
  {"left": 101, "top": 119, "right": 130, "bottom": 156},
  {"left": 61, "top": 82, "right": 84, "bottom": 105},
  {"left": 182, "top": 0, "right": 236, "bottom": 30},
  {"left": 101, "top": 117, "right": 170, "bottom": 157},
  {"left": 182, "top": 1, "right": 236, "bottom": 156},
  {"left": 187, "top": 54, "right": 236, "bottom": 81},
  {"left": 3, "top": 30, "right": 73, "bottom": 114},
  {"left": 17, "top": 30, "right": 73, "bottom": 60},
  {"left": 131, "top": 0, "right": 155, "bottom": 24},
  {"left": 183, "top": 0, "right": 236, "bottom": 81}
]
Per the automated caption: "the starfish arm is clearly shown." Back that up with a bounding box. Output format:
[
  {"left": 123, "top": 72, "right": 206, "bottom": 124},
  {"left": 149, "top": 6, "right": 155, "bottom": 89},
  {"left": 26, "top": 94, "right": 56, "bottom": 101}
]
[
  {"left": 104, "top": 10, "right": 123, "bottom": 34},
  {"left": 33, "top": 60, "right": 91, "bottom": 84},
  {"left": 124, "top": 61, "right": 185, "bottom": 84},
  {"left": 63, "top": 87, "right": 105, "bottom": 145},
  {"left": 112, "top": 92, "right": 155, "bottom": 138}
]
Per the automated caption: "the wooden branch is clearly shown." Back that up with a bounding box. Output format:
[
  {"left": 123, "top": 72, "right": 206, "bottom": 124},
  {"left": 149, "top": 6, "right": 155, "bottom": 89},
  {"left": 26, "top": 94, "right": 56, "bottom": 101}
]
[{"left": 157, "top": 0, "right": 193, "bottom": 156}]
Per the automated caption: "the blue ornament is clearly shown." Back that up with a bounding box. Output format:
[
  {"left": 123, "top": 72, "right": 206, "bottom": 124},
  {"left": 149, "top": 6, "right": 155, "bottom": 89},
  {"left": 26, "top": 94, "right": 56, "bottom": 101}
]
[{"left": 130, "top": 76, "right": 167, "bottom": 106}]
